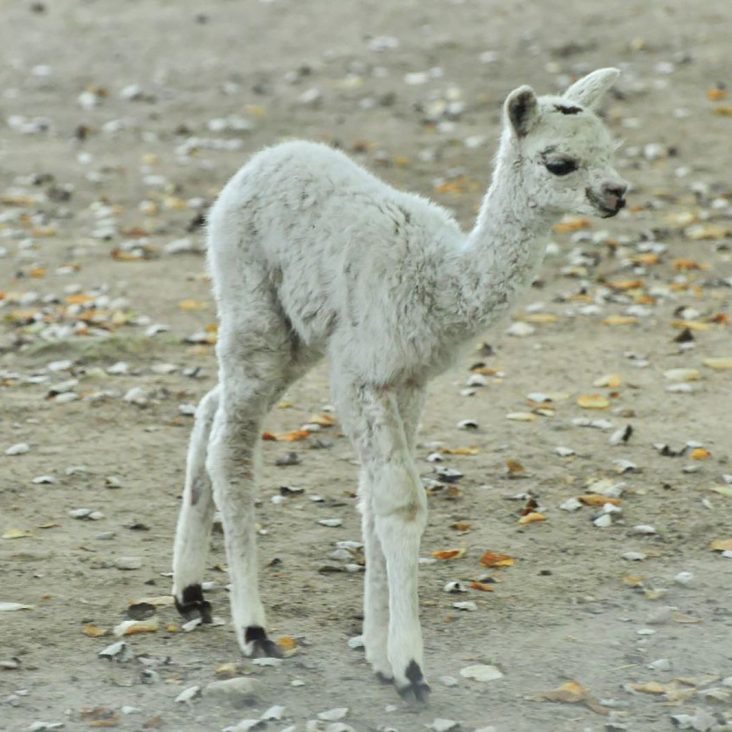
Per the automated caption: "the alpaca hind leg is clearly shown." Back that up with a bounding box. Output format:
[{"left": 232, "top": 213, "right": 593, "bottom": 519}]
[
  {"left": 172, "top": 385, "right": 219, "bottom": 622},
  {"left": 206, "top": 320, "right": 301, "bottom": 658}
]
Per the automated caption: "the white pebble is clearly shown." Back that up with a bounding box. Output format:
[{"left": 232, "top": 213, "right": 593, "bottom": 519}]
[
  {"left": 674, "top": 571, "right": 694, "bottom": 586},
  {"left": 5, "top": 442, "right": 30, "bottom": 456},
  {"left": 317, "top": 707, "right": 348, "bottom": 722},
  {"left": 459, "top": 664, "right": 503, "bottom": 682}
]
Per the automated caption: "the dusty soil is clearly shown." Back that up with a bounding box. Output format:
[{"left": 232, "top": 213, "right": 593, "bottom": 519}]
[{"left": 1, "top": 1, "right": 732, "bottom": 731}]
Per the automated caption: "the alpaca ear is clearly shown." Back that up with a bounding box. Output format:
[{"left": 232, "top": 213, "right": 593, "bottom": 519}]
[
  {"left": 505, "top": 85, "right": 539, "bottom": 137},
  {"left": 563, "top": 67, "right": 620, "bottom": 109}
]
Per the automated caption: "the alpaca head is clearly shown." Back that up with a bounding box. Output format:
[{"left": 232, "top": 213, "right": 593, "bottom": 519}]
[{"left": 503, "top": 68, "right": 628, "bottom": 218}]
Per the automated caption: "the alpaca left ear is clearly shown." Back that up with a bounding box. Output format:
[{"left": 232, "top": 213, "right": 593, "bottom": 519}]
[
  {"left": 506, "top": 85, "right": 539, "bottom": 137},
  {"left": 564, "top": 67, "right": 620, "bottom": 109}
]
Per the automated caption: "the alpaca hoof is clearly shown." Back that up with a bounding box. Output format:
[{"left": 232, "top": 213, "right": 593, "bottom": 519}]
[
  {"left": 396, "top": 660, "right": 430, "bottom": 704},
  {"left": 174, "top": 584, "right": 213, "bottom": 624},
  {"left": 244, "top": 625, "right": 283, "bottom": 658},
  {"left": 375, "top": 670, "right": 394, "bottom": 685}
]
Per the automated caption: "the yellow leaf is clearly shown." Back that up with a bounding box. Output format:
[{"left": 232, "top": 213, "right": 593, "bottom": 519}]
[
  {"left": 65, "top": 293, "right": 95, "bottom": 305},
  {"left": 82, "top": 624, "right": 108, "bottom": 638},
  {"left": 178, "top": 299, "right": 207, "bottom": 311},
  {"left": 506, "top": 412, "right": 538, "bottom": 422},
  {"left": 518, "top": 511, "right": 545, "bottom": 525},
  {"left": 690, "top": 448, "right": 711, "bottom": 460},
  {"left": 505, "top": 458, "right": 525, "bottom": 474},
  {"left": 276, "top": 635, "right": 297, "bottom": 652},
  {"left": 2, "top": 528, "right": 32, "bottom": 539},
  {"left": 577, "top": 394, "right": 610, "bottom": 409},
  {"left": 468, "top": 580, "right": 494, "bottom": 592},
  {"left": 712, "top": 105, "right": 732, "bottom": 117},
  {"left": 593, "top": 373, "right": 622, "bottom": 388},
  {"left": 522, "top": 313, "right": 558, "bottom": 324},
  {"left": 671, "top": 319, "right": 712, "bottom": 332},
  {"left": 603, "top": 315, "right": 638, "bottom": 326},
  {"left": 622, "top": 574, "right": 644, "bottom": 587},
  {"left": 536, "top": 680, "right": 608, "bottom": 716},
  {"left": 441, "top": 446, "right": 480, "bottom": 456},
  {"left": 707, "top": 87, "right": 727, "bottom": 101},
  {"left": 629, "top": 681, "right": 667, "bottom": 695},
  {"left": 578, "top": 494, "right": 622, "bottom": 507},
  {"left": 703, "top": 357, "right": 732, "bottom": 370},
  {"left": 607, "top": 279, "right": 644, "bottom": 291},
  {"left": 710, "top": 539, "right": 732, "bottom": 552},
  {"left": 307, "top": 413, "right": 335, "bottom": 427}
]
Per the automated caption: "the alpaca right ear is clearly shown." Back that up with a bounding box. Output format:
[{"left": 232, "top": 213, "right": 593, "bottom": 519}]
[{"left": 505, "top": 85, "right": 539, "bottom": 137}]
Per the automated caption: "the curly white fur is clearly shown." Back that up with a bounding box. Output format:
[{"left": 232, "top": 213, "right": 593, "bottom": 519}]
[{"left": 172, "top": 68, "right": 627, "bottom": 697}]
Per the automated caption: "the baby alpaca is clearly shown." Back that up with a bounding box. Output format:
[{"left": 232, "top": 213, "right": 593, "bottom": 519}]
[{"left": 172, "top": 68, "right": 627, "bottom": 700}]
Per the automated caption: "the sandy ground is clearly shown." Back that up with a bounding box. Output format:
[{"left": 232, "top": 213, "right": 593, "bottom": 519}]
[{"left": 1, "top": 1, "right": 732, "bottom": 731}]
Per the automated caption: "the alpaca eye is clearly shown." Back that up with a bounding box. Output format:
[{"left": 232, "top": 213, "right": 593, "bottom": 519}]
[{"left": 545, "top": 158, "right": 578, "bottom": 176}]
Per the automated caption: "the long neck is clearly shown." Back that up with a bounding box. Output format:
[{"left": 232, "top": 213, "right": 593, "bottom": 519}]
[{"left": 443, "top": 130, "right": 558, "bottom": 334}]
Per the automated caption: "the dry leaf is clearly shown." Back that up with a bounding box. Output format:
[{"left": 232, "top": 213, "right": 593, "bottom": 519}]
[
  {"left": 535, "top": 680, "right": 608, "bottom": 716},
  {"left": 307, "top": 413, "right": 335, "bottom": 427},
  {"left": 505, "top": 458, "right": 525, "bottom": 474},
  {"left": 629, "top": 681, "right": 667, "bottom": 695},
  {"left": 690, "top": 448, "right": 711, "bottom": 460},
  {"left": 622, "top": 574, "right": 644, "bottom": 587},
  {"left": 468, "top": 580, "right": 494, "bottom": 592},
  {"left": 593, "top": 373, "right": 621, "bottom": 388},
  {"left": 703, "top": 357, "right": 732, "bottom": 370},
  {"left": 577, "top": 394, "right": 610, "bottom": 409},
  {"left": 506, "top": 412, "right": 538, "bottom": 422},
  {"left": 578, "top": 494, "right": 622, "bottom": 507},
  {"left": 480, "top": 551, "right": 515, "bottom": 568},
  {"left": 451, "top": 521, "right": 472, "bottom": 532},
  {"left": 671, "top": 319, "right": 712, "bottom": 332},
  {"left": 707, "top": 87, "right": 727, "bottom": 101},
  {"left": 2, "top": 528, "right": 33, "bottom": 539},
  {"left": 83, "top": 624, "right": 108, "bottom": 638},
  {"left": 607, "top": 279, "right": 644, "bottom": 291},
  {"left": 710, "top": 538, "right": 732, "bottom": 552},
  {"left": 518, "top": 511, "right": 545, "bottom": 525},
  {"left": 441, "top": 447, "right": 480, "bottom": 456},
  {"left": 553, "top": 217, "right": 591, "bottom": 233},
  {"left": 522, "top": 313, "right": 558, "bottom": 324},
  {"left": 178, "top": 299, "right": 207, "bottom": 311},
  {"left": 262, "top": 430, "right": 311, "bottom": 442},
  {"left": 603, "top": 315, "right": 638, "bottom": 326},
  {"left": 276, "top": 635, "right": 297, "bottom": 652},
  {"left": 432, "top": 548, "right": 466, "bottom": 560}
]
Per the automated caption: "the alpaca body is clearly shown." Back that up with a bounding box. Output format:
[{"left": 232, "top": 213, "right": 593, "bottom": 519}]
[{"left": 172, "top": 69, "right": 627, "bottom": 701}]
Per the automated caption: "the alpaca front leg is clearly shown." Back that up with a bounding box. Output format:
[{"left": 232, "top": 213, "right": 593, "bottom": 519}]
[
  {"left": 172, "top": 387, "right": 219, "bottom": 623},
  {"left": 359, "top": 475, "right": 391, "bottom": 681},
  {"left": 372, "top": 462, "right": 429, "bottom": 702},
  {"left": 206, "top": 408, "right": 281, "bottom": 658}
]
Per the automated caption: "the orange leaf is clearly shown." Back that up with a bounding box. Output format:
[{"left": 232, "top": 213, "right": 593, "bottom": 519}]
[
  {"left": 82, "top": 624, "right": 108, "bottom": 638},
  {"left": 578, "top": 494, "right": 622, "bottom": 507},
  {"left": 307, "top": 413, "right": 336, "bottom": 427},
  {"left": 690, "top": 448, "right": 711, "bottom": 460},
  {"left": 707, "top": 87, "right": 727, "bottom": 102},
  {"left": 64, "top": 293, "right": 95, "bottom": 305},
  {"left": 441, "top": 447, "right": 480, "bottom": 456},
  {"left": 480, "top": 551, "right": 515, "bottom": 568},
  {"left": 710, "top": 538, "right": 732, "bottom": 552},
  {"left": 553, "top": 217, "right": 591, "bottom": 233},
  {"left": 432, "top": 548, "right": 466, "bottom": 560},
  {"left": 276, "top": 635, "right": 297, "bottom": 652},
  {"left": 672, "top": 258, "right": 706, "bottom": 271},
  {"left": 450, "top": 521, "right": 472, "bottom": 532},
  {"left": 607, "top": 279, "right": 644, "bottom": 291},
  {"left": 505, "top": 458, "right": 525, "bottom": 474},
  {"left": 29, "top": 267, "right": 46, "bottom": 278},
  {"left": 468, "top": 581, "right": 494, "bottom": 592}
]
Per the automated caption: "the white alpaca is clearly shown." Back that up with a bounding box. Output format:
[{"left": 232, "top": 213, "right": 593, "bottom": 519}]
[{"left": 172, "top": 69, "right": 627, "bottom": 701}]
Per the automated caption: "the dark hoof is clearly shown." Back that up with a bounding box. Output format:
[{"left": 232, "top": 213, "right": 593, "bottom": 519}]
[
  {"left": 174, "top": 584, "right": 212, "bottom": 624},
  {"left": 245, "top": 625, "right": 283, "bottom": 658},
  {"left": 396, "top": 660, "right": 431, "bottom": 704}
]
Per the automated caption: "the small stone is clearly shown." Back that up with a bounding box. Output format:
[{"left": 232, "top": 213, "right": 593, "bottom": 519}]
[
  {"left": 276, "top": 452, "right": 301, "bottom": 466},
  {"left": 593, "top": 514, "right": 613, "bottom": 528},
  {"left": 648, "top": 658, "right": 672, "bottom": 672},
  {"left": 317, "top": 707, "right": 348, "bottom": 722},
  {"left": 453, "top": 601, "right": 477, "bottom": 612},
  {"left": 560, "top": 497, "right": 582, "bottom": 512},
  {"left": 69, "top": 508, "right": 92, "bottom": 519},
  {"left": 428, "top": 720, "right": 461, "bottom": 732},
  {"left": 347, "top": 635, "right": 364, "bottom": 649},
  {"left": 318, "top": 518, "right": 343, "bottom": 528},
  {"left": 252, "top": 657, "right": 282, "bottom": 667},
  {"left": 506, "top": 321, "right": 535, "bottom": 337},
  {"left": 674, "top": 571, "right": 694, "bottom": 586},
  {"left": 459, "top": 664, "right": 503, "bottom": 682},
  {"left": 204, "top": 677, "right": 258, "bottom": 700},
  {"left": 5, "top": 442, "right": 30, "bottom": 456},
  {"left": 646, "top": 606, "right": 674, "bottom": 625},
  {"left": 622, "top": 551, "right": 647, "bottom": 561},
  {"left": 444, "top": 581, "right": 468, "bottom": 594},
  {"left": 637, "top": 628, "right": 656, "bottom": 636},
  {"left": 457, "top": 419, "right": 478, "bottom": 430},
  {"left": 114, "top": 556, "right": 142, "bottom": 570},
  {"left": 439, "top": 675, "right": 459, "bottom": 687},
  {"left": 32, "top": 475, "right": 56, "bottom": 484},
  {"left": 98, "top": 640, "right": 131, "bottom": 662},
  {"left": 630, "top": 524, "right": 657, "bottom": 535},
  {"left": 175, "top": 685, "right": 201, "bottom": 703}
]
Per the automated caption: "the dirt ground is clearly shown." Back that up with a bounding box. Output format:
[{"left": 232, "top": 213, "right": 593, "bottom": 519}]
[{"left": 2, "top": 1, "right": 732, "bottom": 730}]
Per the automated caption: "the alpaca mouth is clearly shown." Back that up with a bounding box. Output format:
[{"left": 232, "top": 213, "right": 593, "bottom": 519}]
[{"left": 587, "top": 189, "right": 625, "bottom": 218}]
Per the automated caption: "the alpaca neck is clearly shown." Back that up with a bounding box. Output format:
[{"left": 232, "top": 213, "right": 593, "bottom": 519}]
[{"left": 447, "top": 132, "right": 558, "bottom": 333}]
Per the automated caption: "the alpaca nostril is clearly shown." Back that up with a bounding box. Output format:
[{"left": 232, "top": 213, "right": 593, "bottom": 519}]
[{"left": 603, "top": 182, "right": 628, "bottom": 200}]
